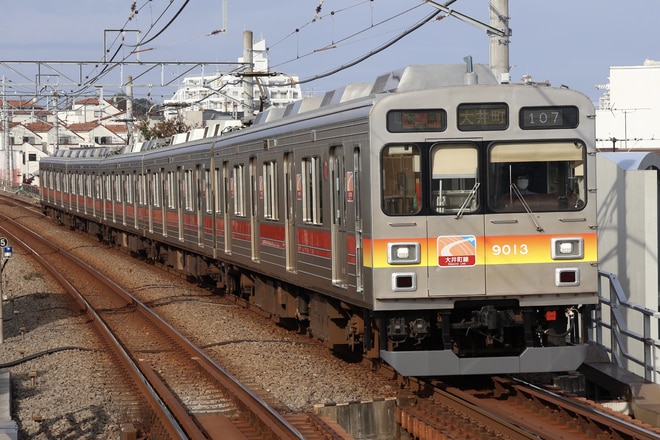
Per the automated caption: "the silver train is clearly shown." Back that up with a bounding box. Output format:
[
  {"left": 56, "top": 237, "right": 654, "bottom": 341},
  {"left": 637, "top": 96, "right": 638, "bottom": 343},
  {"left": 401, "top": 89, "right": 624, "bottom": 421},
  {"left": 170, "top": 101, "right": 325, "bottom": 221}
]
[{"left": 40, "top": 64, "right": 599, "bottom": 376}]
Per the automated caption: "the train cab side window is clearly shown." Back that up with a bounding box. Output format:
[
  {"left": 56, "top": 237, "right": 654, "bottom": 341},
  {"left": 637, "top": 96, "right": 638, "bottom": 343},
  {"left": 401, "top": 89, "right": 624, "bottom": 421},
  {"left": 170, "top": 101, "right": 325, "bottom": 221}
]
[
  {"left": 488, "top": 141, "right": 586, "bottom": 212},
  {"left": 381, "top": 144, "right": 421, "bottom": 215},
  {"left": 430, "top": 144, "right": 479, "bottom": 214}
]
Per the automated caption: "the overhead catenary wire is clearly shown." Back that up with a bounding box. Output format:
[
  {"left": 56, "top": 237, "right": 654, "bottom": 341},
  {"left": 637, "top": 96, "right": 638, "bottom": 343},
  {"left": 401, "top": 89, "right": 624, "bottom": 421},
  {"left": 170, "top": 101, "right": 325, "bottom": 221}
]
[{"left": 270, "top": 0, "right": 459, "bottom": 84}]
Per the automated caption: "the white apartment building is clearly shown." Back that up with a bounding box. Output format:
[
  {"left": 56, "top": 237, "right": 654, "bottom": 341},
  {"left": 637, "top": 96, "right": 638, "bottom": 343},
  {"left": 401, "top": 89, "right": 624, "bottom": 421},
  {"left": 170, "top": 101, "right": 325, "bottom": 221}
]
[
  {"left": 164, "top": 39, "right": 302, "bottom": 121},
  {"left": 595, "top": 59, "right": 660, "bottom": 151}
]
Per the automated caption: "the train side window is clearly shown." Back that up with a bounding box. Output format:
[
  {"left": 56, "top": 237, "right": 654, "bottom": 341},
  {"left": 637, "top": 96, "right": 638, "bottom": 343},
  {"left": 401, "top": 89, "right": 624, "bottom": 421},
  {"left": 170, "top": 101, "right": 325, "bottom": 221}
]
[
  {"left": 263, "top": 160, "right": 278, "bottom": 220},
  {"left": 430, "top": 144, "right": 479, "bottom": 214},
  {"left": 152, "top": 171, "right": 161, "bottom": 208},
  {"left": 381, "top": 144, "right": 421, "bottom": 215},
  {"left": 214, "top": 167, "right": 222, "bottom": 214},
  {"left": 302, "top": 156, "right": 323, "bottom": 225},
  {"left": 114, "top": 174, "right": 122, "bottom": 203},
  {"left": 104, "top": 175, "right": 111, "bottom": 201},
  {"left": 78, "top": 174, "right": 85, "bottom": 197},
  {"left": 184, "top": 169, "right": 193, "bottom": 211},
  {"left": 166, "top": 171, "right": 176, "bottom": 209},
  {"left": 204, "top": 169, "right": 212, "bottom": 213},
  {"left": 125, "top": 174, "right": 133, "bottom": 204},
  {"left": 88, "top": 175, "right": 93, "bottom": 198},
  {"left": 233, "top": 163, "right": 246, "bottom": 217}
]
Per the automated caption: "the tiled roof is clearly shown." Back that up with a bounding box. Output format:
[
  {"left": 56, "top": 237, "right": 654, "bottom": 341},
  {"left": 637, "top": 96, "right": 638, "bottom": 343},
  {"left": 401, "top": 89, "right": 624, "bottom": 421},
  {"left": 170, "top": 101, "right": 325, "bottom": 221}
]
[
  {"left": 67, "top": 122, "right": 100, "bottom": 132},
  {"left": 24, "top": 121, "right": 53, "bottom": 132}
]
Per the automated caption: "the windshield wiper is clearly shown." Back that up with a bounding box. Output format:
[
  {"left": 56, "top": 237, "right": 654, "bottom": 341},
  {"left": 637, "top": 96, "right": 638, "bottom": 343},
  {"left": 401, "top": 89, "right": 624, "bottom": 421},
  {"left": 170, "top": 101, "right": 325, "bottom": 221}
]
[
  {"left": 455, "top": 182, "right": 480, "bottom": 219},
  {"left": 510, "top": 183, "right": 544, "bottom": 232}
]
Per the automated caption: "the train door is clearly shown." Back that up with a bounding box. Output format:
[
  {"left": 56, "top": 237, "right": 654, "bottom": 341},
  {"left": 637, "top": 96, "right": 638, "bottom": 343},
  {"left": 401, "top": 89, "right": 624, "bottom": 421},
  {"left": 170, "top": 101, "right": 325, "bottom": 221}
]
[
  {"left": 427, "top": 142, "right": 486, "bottom": 296},
  {"left": 112, "top": 172, "right": 118, "bottom": 224},
  {"left": 223, "top": 161, "right": 231, "bottom": 253},
  {"left": 66, "top": 172, "right": 72, "bottom": 211},
  {"left": 330, "top": 146, "right": 348, "bottom": 287},
  {"left": 284, "top": 152, "right": 297, "bottom": 272},
  {"left": 353, "top": 146, "right": 363, "bottom": 293},
  {"left": 71, "top": 173, "right": 77, "bottom": 212},
  {"left": 147, "top": 171, "right": 154, "bottom": 233},
  {"left": 134, "top": 173, "right": 140, "bottom": 229},
  {"left": 177, "top": 167, "right": 184, "bottom": 241},
  {"left": 196, "top": 165, "right": 204, "bottom": 246},
  {"left": 165, "top": 170, "right": 175, "bottom": 238},
  {"left": 102, "top": 174, "right": 108, "bottom": 221},
  {"left": 91, "top": 174, "right": 97, "bottom": 218},
  {"left": 160, "top": 170, "right": 168, "bottom": 238},
  {"left": 132, "top": 172, "right": 137, "bottom": 228},
  {"left": 210, "top": 163, "right": 222, "bottom": 253},
  {"left": 249, "top": 157, "right": 259, "bottom": 261},
  {"left": 121, "top": 173, "right": 127, "bottom": 226}
]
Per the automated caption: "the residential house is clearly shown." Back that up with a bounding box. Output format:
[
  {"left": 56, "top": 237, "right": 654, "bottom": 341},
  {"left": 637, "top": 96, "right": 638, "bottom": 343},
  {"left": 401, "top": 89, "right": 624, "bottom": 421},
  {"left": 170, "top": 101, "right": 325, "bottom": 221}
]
[{"left": 67, "top": 122, "right": 128, "bottom": 146}]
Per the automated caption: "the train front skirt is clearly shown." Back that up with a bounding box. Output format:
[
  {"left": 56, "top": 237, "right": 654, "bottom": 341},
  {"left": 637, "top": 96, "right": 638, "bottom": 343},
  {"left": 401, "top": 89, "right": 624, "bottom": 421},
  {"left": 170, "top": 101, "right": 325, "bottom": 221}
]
[{"left": 380, "top": 344, "right": 590, "bottom": 376}]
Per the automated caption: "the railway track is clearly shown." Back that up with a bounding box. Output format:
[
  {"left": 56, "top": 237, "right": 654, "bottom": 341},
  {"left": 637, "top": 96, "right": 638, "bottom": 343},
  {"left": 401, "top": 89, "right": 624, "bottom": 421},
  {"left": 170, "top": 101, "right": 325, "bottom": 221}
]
[
  {"left": 396, "top": 375, "right": 660, "bottom": 440},
  {"left": 5, "top": 193, "right": 660, "bottom": 439},
  {"left": 0, "top": 195, "right": 352, "bottom": 439}
]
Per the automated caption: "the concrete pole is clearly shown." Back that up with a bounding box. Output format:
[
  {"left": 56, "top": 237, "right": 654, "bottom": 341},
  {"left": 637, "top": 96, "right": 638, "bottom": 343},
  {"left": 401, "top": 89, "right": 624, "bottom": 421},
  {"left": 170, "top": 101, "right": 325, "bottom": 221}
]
[
  {"left": 243, "top": 30, "right": 254, "bottom": 119},
  {"left": 126, "top": 76, "right": 134, "bottom": 146},
  {"left": 489, "top": 0, "right": 511, "bottom": 83},
  {"left": 2, "top": 76, "right": 8, "bottom": 188}
]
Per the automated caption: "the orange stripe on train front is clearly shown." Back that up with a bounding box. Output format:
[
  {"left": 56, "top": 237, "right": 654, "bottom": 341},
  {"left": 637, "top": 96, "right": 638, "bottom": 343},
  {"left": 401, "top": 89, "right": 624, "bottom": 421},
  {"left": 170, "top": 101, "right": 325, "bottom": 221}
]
[{"left": 366, "top": 233, "right": 597, "bottom": 268}]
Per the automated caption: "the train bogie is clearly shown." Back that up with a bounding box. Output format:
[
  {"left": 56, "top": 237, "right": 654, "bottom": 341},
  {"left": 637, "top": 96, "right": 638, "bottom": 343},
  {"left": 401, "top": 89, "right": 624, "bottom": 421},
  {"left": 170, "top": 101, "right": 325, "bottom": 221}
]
[{"left": 40, "top": 64, "right": 599, "bottom": 376}]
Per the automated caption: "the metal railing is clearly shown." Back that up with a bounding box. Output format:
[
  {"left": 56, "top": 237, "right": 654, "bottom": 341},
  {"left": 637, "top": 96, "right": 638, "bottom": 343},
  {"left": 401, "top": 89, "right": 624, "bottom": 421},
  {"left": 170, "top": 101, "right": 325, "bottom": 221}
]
[{"left": 596, "top": 270, "right": 660, "bottom": 382}]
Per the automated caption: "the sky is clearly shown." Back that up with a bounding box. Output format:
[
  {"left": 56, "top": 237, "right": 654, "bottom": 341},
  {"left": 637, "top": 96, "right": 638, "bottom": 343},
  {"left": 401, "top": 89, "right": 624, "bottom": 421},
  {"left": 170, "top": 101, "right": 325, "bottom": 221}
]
[{"left": 0, "top": 0, "right": 658, "bottom": 106}]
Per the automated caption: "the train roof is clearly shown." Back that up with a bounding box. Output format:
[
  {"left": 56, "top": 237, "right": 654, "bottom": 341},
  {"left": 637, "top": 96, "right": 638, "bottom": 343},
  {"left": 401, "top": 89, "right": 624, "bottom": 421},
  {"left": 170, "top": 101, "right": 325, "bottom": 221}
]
[
  {"left": 257, "top": 63, "right": 499, "bottom": 126},
  {"left": 43, "top": 63, "right": 501, "bottom": 159}
]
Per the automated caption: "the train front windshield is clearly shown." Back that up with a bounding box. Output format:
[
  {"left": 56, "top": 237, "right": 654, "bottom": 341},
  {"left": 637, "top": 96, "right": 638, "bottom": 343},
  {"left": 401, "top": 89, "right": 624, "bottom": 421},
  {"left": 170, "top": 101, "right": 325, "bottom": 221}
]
[
  {"left": 487, "top": 141, "right": 585, "bottom": 213},
  {"left": 381, "top": 140, "right": 585, "bottom": 215}
]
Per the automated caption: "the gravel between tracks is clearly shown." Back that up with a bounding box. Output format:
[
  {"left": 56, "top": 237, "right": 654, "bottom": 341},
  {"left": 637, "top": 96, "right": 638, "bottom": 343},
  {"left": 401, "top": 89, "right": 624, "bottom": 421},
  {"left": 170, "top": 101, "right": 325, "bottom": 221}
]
[{"left": 0, "top": 201, "right": 400, "bottom": 439}]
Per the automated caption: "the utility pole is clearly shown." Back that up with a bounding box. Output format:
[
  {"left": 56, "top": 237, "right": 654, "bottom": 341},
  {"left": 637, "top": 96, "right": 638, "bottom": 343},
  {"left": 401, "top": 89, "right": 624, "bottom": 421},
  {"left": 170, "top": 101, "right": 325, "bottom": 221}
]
[
  {"left": 489, "top": 0, "right": 511, "bottom": 83},
  {"left": 2, "top": 76, "right": 8, "bottom": 189},
  {"left": 425, "top": 0, "right": 512, "bottom": 83},
  {"left": 0, "top": 239, "right": 12, "bottom": 344},
  {"left": 242, "top": 30, "right": 254, "bottom": 121},
  {"left": 126, "top": 76, "right": 134, "bottom": 146}
]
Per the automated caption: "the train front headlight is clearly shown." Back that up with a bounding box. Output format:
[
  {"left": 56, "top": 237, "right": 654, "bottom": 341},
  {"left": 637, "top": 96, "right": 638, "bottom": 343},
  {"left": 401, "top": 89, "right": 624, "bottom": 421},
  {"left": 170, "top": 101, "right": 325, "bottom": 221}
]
[
  {"left": 551, "top": 237, "right": 583, "bottom": 260},
  {"left": 387, "top": 242, "right": 420, "bottom": 264}
]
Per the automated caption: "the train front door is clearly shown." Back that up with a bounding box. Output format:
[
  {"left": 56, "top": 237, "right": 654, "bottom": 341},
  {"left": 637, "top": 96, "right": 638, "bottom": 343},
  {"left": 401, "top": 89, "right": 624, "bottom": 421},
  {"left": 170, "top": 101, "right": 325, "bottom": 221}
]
[{"left": 427, "top": 142, "right": 486, "bottom": 297}]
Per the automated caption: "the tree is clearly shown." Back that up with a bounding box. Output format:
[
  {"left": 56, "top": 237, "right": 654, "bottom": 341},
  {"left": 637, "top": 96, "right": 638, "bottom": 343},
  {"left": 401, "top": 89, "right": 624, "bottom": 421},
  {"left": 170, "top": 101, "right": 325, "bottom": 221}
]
[
  {"left": 137, "top": 115, "right": 192, "bottom": 140},
  {"left": 110, "top": 93, "right": 152, "bottom": 117}
]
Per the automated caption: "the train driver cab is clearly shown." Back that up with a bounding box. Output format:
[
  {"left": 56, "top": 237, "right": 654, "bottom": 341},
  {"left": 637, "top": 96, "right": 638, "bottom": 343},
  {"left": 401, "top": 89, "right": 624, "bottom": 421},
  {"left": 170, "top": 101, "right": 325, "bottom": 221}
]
[{"left": 488, "top": 141, "right": 585, "bottom": 212}]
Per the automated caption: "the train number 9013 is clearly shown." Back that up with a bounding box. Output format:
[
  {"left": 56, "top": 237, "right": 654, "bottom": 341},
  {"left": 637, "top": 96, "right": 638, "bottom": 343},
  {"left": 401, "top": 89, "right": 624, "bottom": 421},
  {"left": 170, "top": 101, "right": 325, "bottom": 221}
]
[{"left": 491, "top": 243, "right": 529, "bottom": 256}]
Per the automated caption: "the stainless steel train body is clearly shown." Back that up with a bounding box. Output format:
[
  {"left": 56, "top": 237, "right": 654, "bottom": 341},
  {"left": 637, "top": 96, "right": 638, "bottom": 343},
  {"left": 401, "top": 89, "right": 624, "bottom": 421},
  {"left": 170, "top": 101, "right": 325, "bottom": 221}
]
[{"left": 40, "top": 64, "right": 598, "bottom": 376}]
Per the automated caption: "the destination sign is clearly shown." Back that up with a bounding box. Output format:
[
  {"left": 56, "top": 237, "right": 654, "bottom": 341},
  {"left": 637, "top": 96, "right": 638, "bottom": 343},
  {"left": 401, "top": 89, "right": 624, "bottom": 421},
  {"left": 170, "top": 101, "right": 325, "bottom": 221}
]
[
  {"left": 457, "top": 103, "right": 508, "bottom": 131},
  {"left": 519, "top": 106, "right": 579, "bottom": 129},
  {"left": 387, "top": 109, "right": 447, "bottom": 132}
]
